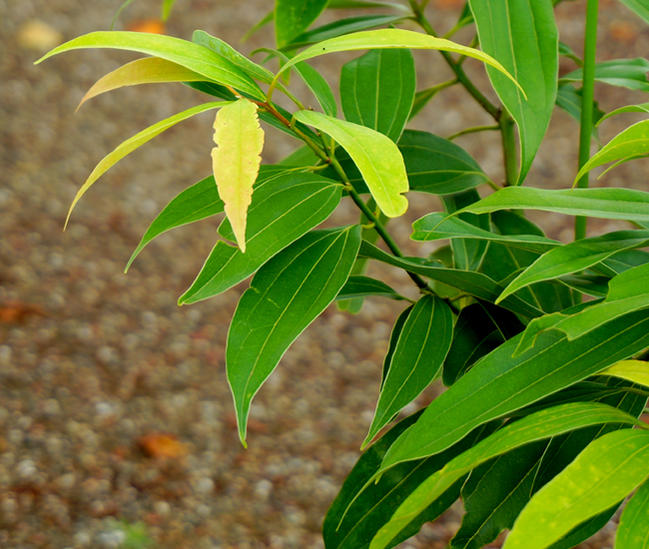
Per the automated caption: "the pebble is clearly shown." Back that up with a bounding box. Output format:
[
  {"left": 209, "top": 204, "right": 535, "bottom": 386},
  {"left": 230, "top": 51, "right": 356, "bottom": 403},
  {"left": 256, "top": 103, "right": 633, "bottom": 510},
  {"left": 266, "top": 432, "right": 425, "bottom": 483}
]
[{"left": 16, "top": 459, "right": 37, "bottom": 480}]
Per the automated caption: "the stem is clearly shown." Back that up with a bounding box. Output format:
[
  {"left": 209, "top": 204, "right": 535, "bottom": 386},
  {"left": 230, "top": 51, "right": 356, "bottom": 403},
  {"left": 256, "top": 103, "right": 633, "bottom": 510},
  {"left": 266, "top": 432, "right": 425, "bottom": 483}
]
[
  {"left": 575, "top": 0, "right": 598, "bottom": 240},
  {"left": 447, "top": 124, "right": 499, "bottom": 141},
  {"left": 500, "top": 111, "right": 518, "bottom": 186}
]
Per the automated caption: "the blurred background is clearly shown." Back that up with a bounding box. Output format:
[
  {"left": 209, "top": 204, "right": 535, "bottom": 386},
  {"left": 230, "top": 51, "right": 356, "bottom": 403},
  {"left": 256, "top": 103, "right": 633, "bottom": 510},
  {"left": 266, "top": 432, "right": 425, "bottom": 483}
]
[{"left": 2, "top": 0, "right": 649, "bottom": 547}]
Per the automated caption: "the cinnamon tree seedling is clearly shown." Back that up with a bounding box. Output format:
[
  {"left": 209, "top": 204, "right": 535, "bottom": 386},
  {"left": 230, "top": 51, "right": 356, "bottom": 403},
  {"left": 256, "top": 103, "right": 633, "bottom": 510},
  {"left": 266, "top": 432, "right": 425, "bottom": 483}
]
[{"left": 39, "top": 0, "right": 649, "bottom": 546}]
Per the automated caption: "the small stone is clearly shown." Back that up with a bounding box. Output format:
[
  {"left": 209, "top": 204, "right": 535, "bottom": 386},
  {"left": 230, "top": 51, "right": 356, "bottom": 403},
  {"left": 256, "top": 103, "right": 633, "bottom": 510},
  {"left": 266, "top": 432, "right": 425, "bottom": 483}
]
[
  {"left": 254, "top": 479, "right": 273, "bottom": 500},
  {"left": 16, "top": 459, "right": 37, "bottom": 480},
  {"left": 96, "top": 529, "right": 126, "bottom": 549},
  {"left": 194, "top": 476, "right": 214, "bottom": 495},
  {"left": 153, "top": 500, "right": 171, "bottom": 516},
  {"left": 17, "top": 19, "right": 63, "bottom": 51}
]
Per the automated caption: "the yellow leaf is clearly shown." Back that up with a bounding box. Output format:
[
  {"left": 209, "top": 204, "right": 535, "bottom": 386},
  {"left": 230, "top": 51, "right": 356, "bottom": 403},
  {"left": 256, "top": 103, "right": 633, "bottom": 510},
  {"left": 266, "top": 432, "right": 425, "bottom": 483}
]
[
  {"left": 597, "top": 359, "right": 649, "bottom": 389},
  {"left": 211, "top": 98, "right": 264, "bottom": 253}
]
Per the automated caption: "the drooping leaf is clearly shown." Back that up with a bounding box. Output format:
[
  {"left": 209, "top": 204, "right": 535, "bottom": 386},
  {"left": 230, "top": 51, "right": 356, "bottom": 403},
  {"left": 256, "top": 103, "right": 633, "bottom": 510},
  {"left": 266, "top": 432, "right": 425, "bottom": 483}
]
[
  {"left": 616, "top": 476, "right": 649, "bottom": 549},
  {"left": 34, "top": 31, "right": 265, "bottom": 100},
  {"left": 227, "top": 226, "right": 361, "bottom": 444},
  {"left": 294, "top": 110, "right": 409, "bottom": 217},
  {"left": 458, "top": 186, "right": 649, "bottom": 222},
  {"left": 275, "top": 0, "right": 328, "bottom": 47},
  {"left": 211, "top": 98, "right": 264, "bottom": 252},
  {"left": 65, "top": 101, "right": 230, "bottom": 228},
  {"left": 561, "top": 58, "right": 649, "bottom": 93},
  {"left": 497, "top": 230, "right": 649, "bottom": 303},
  {"left": 469, "top": 0, "right": 558, "bottom": 183},
  {"left": 598, "top": 360, "right": 649, "bottom": 389},
  {"left": 619, "top": 0, "right": 649, "bottom": 23},
  {"left": 276, "top": 29, "right": 522, "bottom": 91},
  {"left": 503, "top": 430, "right": 649, "bottom": 549},
  {"left": 340, "top": 49, "right": 415, "bottom": 142},
  {"left": 378, "top": 309, "right": 649, "bottom": 470},
  {"left": 575, "top": 120, "right": 649, "bottom": 182},
  {"left": 598, "top": 101, "right": 649, "bottom": 124},
  {"left": 336, "top": 275, "right": 406, "bottom": 302},
  {"left": 369, "top": 402, "right": 642, "bottom": 549},
  {"left": 179, "top": 172, "right": 343, "bottom": 304},
  {"left": 363, "top": 296, "right": 453, "bottom": 448},
  {"left": 77, "top": 57, "right": 204, "bottom": 110}
]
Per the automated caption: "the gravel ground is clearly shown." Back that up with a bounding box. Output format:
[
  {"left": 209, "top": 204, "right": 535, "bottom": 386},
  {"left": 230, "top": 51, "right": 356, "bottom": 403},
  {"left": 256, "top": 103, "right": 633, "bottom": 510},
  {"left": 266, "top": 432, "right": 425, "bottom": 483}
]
[{"left": 2, "top": 0, "right": 649, "bottom": 547}]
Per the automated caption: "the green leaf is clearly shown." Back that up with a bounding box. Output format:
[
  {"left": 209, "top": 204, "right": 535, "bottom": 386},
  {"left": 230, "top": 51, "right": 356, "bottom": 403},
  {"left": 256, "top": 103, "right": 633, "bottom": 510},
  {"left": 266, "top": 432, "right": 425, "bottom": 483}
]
[
  {"left": 161, "top": 0, "right": 176, "bottom": 21},
  {"left": 459, "top": 186, "right": 649, "bottom": 222},
  {"left": 469, "top": 0, "right": 558, "bottom": 183},
  {"left": 294, "top": 110, "right": 409, "bottom": 217},
  {"left": 598, "top": 101, "right": 649, "bottom": 125},
  {"left": 327, "top": 0, "right": 409, "bottom": 9},
  {"left": 34, "top": 31, "right": 265, "bottom": 100},
  {"left": 126, "top": 176, "right": 223, "bottom": 271},
  {"left": 503, "top": 430, "right": 649, "bottom": 549},
  {"left": 276, "top": 29, "right": 522, "bottom": 91},
  {"left": 497, "top": 230, "right": 649, "bottom": 303},
  {"left": 575, "top": 120, "right": 649, "bottom": 182},
  {"left": 412, "top": 212, "right": 559, "bottom": 253},
  {"left": 341, "top": 49, "right": 415, "bottom": 142},
  {"left": 598, "top": 360, "right": 649, "bottom": 389},
  {"left": 378, "top": 309, "right": 649, "bottom": 470},
  {"left": 616, "top": 476, "right": 649, "bottom": 548},
  {"left": 227, "top": 226, "right": 361, "bottom": 444},
  {"left": 363, "top": 296, "right": 453, "bottom": 449},
  {"left": 561, "top": 58, "right": 649, "bottom": 93},
  {"left": 619, "top": 0, "right": 649, "bottom": 23},
  {"left": 336, "top": 275, "right": 405, "bottom": 302},
  {"left": 443, "top": 302, "right": 523, "bottom": 386},
  {"left": 179, "top": 172, "right": 343, "bottom": 304},
  {"left": 275, "top": 0, "right": 328, "bottom": 47},
  {"left": 192, "top": 30, "right": 275, "bottom": 83},
  {"left": 65, "top": 101, "right": 230, "bottom": 228},
  {"left": 77, "top": 57, "right": 204, "bottom": 110},
  {"left": 211, "top": 98, "right": 265, "bottom": 252},
  {"left": 369, "top": 402, "right": 642, "bottom": 549},
  {"left": 555, "top": 83, "right": 604, "bottom": 138}
]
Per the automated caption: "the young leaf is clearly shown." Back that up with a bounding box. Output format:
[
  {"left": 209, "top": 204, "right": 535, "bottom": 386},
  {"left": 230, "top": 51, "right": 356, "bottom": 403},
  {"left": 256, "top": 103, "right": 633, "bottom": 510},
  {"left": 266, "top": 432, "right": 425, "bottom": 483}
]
[
  {"left": 276, "top": 29, "right": 522, "bottom": 91},
  {"left": 211, "top": 98, "right": 264, "bottom": 252},
  {"left": 227, "top": 226, "right": 361, "bottom": 444},
  {"left": 597, "top": 360, "right": 649, "bottom": 389},
  {"left": 275, "top": 0, "right": 328, "bottom": 47},
  {"left": 65, "top": 101, "right": 230, "bottom": 228},
  {"left": 575, "top": 120, "right": 649, "bottom": 182},
  {"left": 458, "top": 187, "right": 649, "bottom": 222},
  {"left": 77, "top": 57, "right": 204, "bottom": 110},
  {"left": 179, "top": 172, "right": 343, "bottom": 304},
  {"left": 616, "top": 476, "right": 649, "bottom": 549},
  {"left": 469, "top": 0, "right": 558, "bottom": 183},
  {"left": 294, "top": 110, "right": 409, "bottom": 217},
  {"left": 340, "top": 49, "right": 416, "bottom": 142},
  {"left": 597, "top": 101, "right": 649, "bottom": 124},
  {"left": 619, "top": 0, "right": 649, "bottom": 23},
  {"left": 503, "top": 430, "right": 649, "bottom": 549},
  {"left": 497, "top": 230, "right": 649, "bottom": 303},
  {"left": 378, "top": 309, "right": 649, "bottom": 471},
  {"left": 561, "top": 58, "right": 649, "bottom": 93},
  {"left": 369, "top": 402, "right": 642, "bottom": 549},
  {"left": 34, "top": 31, "right": 265, "bottom": 100},
  {"left": 363, "top": 295, "right": 453, "bottom": 449},
  {"left": 126, "top": 175, "right": 223, "bottom": 271}
]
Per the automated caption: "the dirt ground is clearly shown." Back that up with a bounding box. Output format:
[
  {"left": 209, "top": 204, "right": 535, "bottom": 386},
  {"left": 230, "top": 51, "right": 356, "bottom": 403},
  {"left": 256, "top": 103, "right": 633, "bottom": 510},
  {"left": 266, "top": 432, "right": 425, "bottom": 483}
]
[{"left": 2, "top": 0, "right": 649, "bottom": 547}]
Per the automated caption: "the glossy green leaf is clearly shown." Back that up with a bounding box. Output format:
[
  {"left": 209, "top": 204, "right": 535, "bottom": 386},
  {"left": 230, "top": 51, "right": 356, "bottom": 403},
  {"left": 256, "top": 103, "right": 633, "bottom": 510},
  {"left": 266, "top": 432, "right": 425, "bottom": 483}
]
[
  {"left": 336, "top": 275, "right": 405, "bottom": 302},
  {"left": 598, "top": 101, "right": 649, "bottom": 124},
  {"left": 34, "top": 31, "right": 265, "bottom": 100},
  {"left": 126, "top": 176, "right": 223, "bottom": 271},
  {"left": 378, "top": 308, "right": 649, "bottom": 470},
  {"left": 363, "top": 296, "right": 453, "bottom": 449},
  {"left": 77, "top": 57, "right": 204, "bottom": 110},
  {"left": 179, "top": 172, "right": 343, "bottom": 304},
  {"left": 341, "top": 49, "right": 415, "bottom": 142},
  {"left": 616, "top": 476, "right": 649, "bottom": 548},
  {"left": 497, "top": 230, "right": 649, "bottom": 303},
  {"left": 294, "top": 110, "right": 409, "bottom": 217},
  {"left": 275, "top": 0, "right": 328, "bottom": 47},
  {"left": 412, "top": 212, "right": 558, "bottom": 253},
  {"left": 459, "top": 186, "right": 649, "bottom": 222},
  {"left": 575, "top": 120, "right": 649, "bottom": 182},
  {"left": 598, "top": 360, "right": 649, "bottom": 389},
  {"left": 276, "top": 29, "right": 522, "bottom": 91},
  {"left": 192, "top": 30, "right": 275, "bottom": 83},
  {"left": 381, "top": 306, "right": 412, "bottom": 383},
  {"left": 65, "top": 101, "right": 230, "bottom": 228},
  {"left": 469, "top": 0, "right": 558, "bottom": 183},
  {"left": 561, "top": 58, "right": 649, "bottom": 93},
  {"left": 227, "top": 226, "right": 361, "bottom": 444},
  {"left": 504, "top": 430, "right": 649, "bottom": 549},
  {"left": 619, "top": 0, "right": 649, "bottom": 22},
  {"left": 369, "top": 403, "right": 642, "bottom": 549}
]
